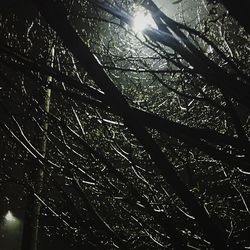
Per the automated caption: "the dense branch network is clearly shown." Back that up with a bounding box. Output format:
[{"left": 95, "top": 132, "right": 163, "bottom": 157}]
[{"left": 0, "top": 0, "right": 249, "bottom": 249}]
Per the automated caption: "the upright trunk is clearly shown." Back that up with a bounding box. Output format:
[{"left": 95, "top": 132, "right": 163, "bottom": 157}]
[{"left": 21, "top": 46, "right": 54, "bottom": 250}]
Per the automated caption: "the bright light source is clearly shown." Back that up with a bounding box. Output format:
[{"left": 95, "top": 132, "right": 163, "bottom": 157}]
[
  {"left": 133, "top": 10, "right": 156, "bottom": 32},
  {"left": 5, "top": 211, "right": 16, "bottom": 222}
]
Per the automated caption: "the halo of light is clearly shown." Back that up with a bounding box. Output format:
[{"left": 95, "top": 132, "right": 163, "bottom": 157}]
[
  {"left": 133, "top": 10, "right": 156, "bottom": 32},
  {"left": 5, "top": 210, "right": 16, "bottom": 222}
]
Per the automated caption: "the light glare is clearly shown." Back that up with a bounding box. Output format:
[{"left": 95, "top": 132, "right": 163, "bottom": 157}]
[
  {"left": 133, "top": 11, "right": 155, "bottom": 32},
  {"left": 5, "top": 210, "right": 16, "bottom": 222}
]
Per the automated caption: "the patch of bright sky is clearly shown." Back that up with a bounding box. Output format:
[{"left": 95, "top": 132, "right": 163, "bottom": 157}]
[
  {"left": 152, "top": 0, "right": 209, "bottom": 26},
  {"left": 153, "top": 0, "right": 179, "bottom": 19}
]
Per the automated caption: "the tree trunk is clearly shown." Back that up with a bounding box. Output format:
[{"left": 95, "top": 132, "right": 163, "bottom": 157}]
[{"left": 21, "top": 46, "right": 54, "bottom": 250}]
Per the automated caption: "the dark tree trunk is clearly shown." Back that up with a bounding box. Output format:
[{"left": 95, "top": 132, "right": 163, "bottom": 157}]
[{"left": 21, "top": 46, "right": 54, "bottom": 250}]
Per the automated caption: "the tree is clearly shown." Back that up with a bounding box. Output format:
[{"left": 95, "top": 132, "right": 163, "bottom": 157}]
[{"left": 0, "top": 0, "right": 249, "bottom": 249}]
